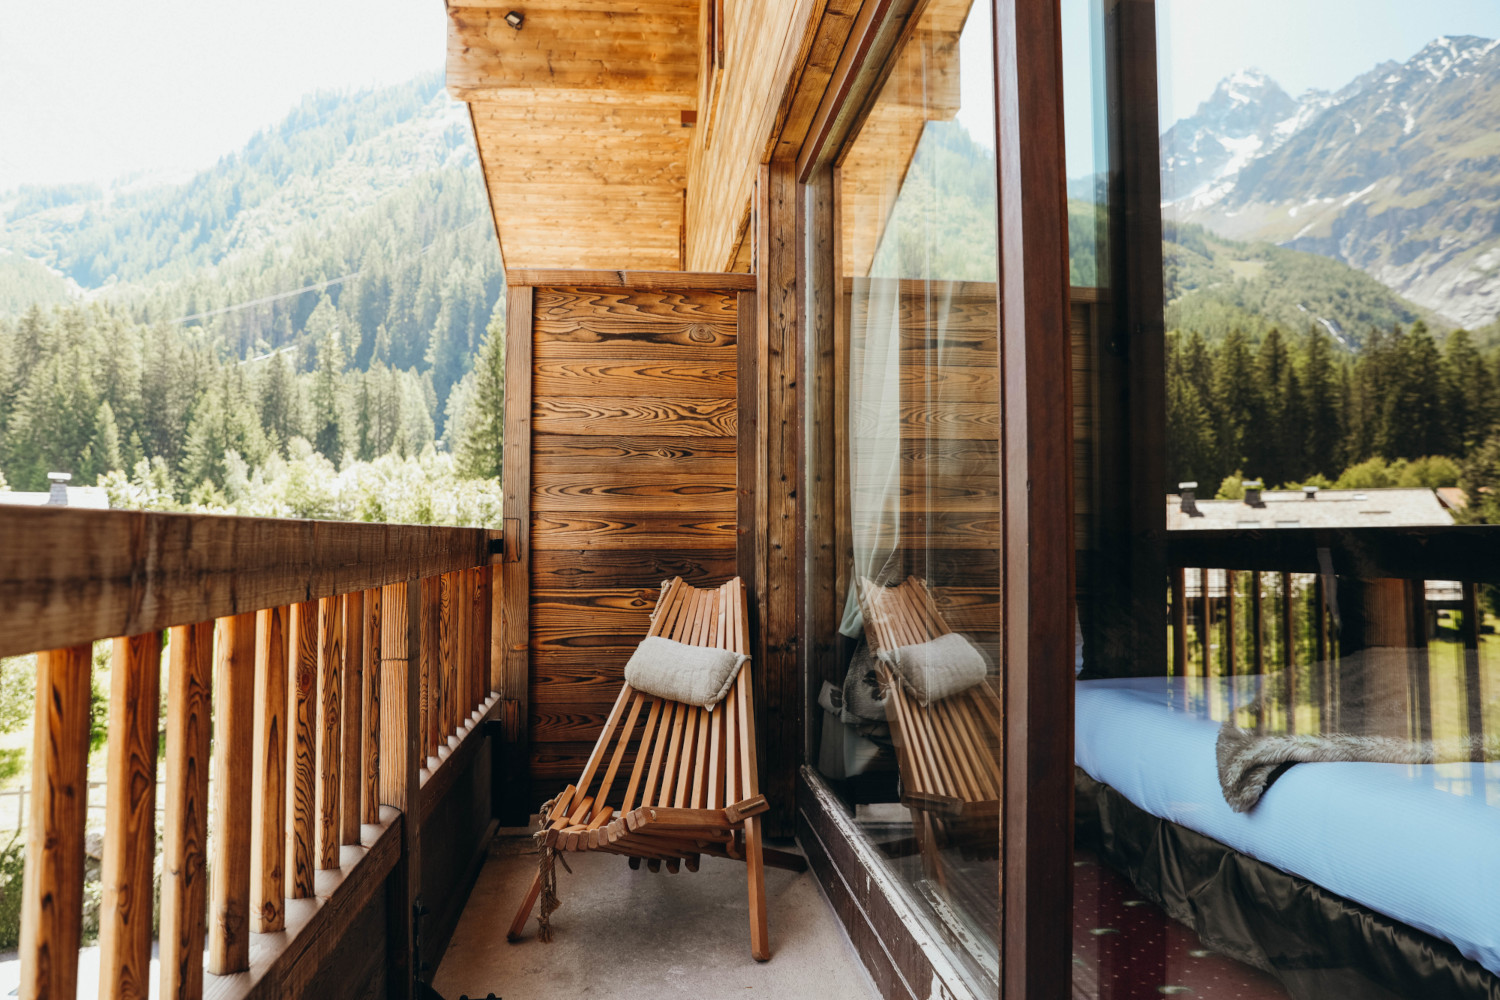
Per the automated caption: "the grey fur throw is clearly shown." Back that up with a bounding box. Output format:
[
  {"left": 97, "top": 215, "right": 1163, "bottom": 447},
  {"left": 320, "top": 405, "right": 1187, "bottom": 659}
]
[{"left": 1217, "top": 650, "right": 1500, "bottom": 812}]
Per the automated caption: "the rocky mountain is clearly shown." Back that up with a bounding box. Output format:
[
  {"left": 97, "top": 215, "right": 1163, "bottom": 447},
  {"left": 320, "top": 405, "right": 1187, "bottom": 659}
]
[{"left": 1165, "top": 36, "right": 1500, "bottom": 329}]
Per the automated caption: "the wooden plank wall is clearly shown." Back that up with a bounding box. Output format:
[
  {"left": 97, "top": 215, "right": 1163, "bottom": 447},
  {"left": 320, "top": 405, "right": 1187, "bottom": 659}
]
[
  {"left": 846, "top": 281, "right": 1095, "bottom": 655},
  {"left": 876, "top": 280, "right": 1003, "bottom": 651},
  {"left": 521, "top": 278, "right": 748, "bottom": 797}
]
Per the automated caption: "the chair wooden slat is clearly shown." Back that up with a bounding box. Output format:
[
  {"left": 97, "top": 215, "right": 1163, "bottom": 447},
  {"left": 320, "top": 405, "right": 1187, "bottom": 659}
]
[
  {"left": 621, "top": 697, "right": 663, "bottom": 813},
  {"left": 593, "top": 693, "right": 645, "bottom": 812},
  {"left": 658, "top": 701, "right": 689, "bottom": 808},
  {"left": 641, "top": 699, "right": 675, "bottom": 807},
  {"left": 690, "top": 707, "right": 711, "bottom": 809},
  {"left": 673, "top": 707, "right": 699, "bottom": 809},
  {"left": 724, "top": 681, "right": 740, "bottom": 806},
  {"left": 572, "top": 683, "right": 635, "bottom": 810}
]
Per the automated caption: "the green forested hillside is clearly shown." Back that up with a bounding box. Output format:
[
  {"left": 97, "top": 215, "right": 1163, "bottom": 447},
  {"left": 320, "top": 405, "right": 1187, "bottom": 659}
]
[
  {"left": 0, "top": 254, "right": 69, "bottom": 315},
  {"left": 1163, "top": 222, "right": 1424, "bottom": 348},
  {"left": 0, "top": 72, "right": 505, "bottom": 519}
]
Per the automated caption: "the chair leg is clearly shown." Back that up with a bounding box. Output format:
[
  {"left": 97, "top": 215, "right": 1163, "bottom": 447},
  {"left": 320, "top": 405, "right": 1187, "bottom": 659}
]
[
  {"left": 507, "top": 871, "right": 543, "bottom": 942},
  {"left": 745, "top": 815, "right": 770, "bottom": 961}
]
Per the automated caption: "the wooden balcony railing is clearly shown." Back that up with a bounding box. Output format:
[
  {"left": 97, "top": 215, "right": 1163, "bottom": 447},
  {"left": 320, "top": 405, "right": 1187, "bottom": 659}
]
[
  {"left": 0, "top": 506, "right": 502, "bottom": 1000},
  {"left": 1165, "top": 525, "right": 1500, "bottom": 738}
]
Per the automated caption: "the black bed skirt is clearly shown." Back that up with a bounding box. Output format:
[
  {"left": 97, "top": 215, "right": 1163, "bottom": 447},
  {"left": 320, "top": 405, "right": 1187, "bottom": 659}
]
[{"left": 1075, "top": 768, "right": 1500, "bottom": 1000}]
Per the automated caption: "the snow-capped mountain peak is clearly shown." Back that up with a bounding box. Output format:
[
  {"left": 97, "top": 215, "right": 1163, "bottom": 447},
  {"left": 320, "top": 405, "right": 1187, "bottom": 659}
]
[
  {"left": 1162, "top": 34, "right": 1500, "bottom": 329},
  {"left": 1160, "top": 68, "right": 1303, "bottom": 206}
]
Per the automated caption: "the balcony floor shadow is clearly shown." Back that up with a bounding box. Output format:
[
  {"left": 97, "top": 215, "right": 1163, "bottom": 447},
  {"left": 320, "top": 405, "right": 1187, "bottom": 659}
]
[{"left": 434, "top": 829, "right": 880, "bottom": 1000}]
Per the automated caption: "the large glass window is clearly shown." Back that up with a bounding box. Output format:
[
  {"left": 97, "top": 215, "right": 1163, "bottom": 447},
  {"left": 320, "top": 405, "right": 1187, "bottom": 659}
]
[
  {"left": 806, "top": 0, "right": 1001, "bottom": 992},
  {"left": 1071, "top": 2, "right": 1500, "bottom": 997}
]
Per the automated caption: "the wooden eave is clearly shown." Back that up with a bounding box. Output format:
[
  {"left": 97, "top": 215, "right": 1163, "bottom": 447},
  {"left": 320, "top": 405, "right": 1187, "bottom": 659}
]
[{"left": 447, "top": 0, "right": 700, "bottom": 271}]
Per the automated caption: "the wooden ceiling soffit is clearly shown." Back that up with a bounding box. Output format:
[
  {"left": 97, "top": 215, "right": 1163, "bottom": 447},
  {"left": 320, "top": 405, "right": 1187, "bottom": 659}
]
[{"left": 447, "top": 0, "right": 699, "bottom": 271}]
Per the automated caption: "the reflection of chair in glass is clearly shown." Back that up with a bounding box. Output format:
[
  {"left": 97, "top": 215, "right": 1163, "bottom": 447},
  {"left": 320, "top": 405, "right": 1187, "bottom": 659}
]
[
  {"left": 857, "top": 576, "right": 1001, "bottom": 874},
  {"left": 507, "top": 577, "right": 801, "bottom": 961}
]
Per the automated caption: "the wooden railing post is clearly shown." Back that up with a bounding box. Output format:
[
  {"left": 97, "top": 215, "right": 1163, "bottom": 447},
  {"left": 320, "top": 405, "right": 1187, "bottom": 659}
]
[
  {"left": 1251, "top": 571, "right": 1265, "bottom": 675},
  {"left": 1314, "top": 574, "right": 1329, "bottom": 731},
  {"left": 490, "top": 553, "right": 504, "bottom": 694},
  {"left": 475, "top": 566, "right": 492, "bottom": 707},
  {"left": 99, "top": 631, "right": 163, "bottom": 999},
  {"left": 210, "top": 612, "right": 257, "bottom": 974},
  {"left": 252, "top": 607, "right": 289, "bottom": 932},
  {"left": 421, "top": 576, "right": 440, "bottom": 763},
  {"left": 441, "top": 572, "right": 458, "bottom": 743},
  {"left": 1200, "top": 568, "right": 1212, "bottom": 677},
  {"left": 19, "top": 644, "right": 92, "bottom": 1000},
  {"left": 341, "top": 590, "right": 364, "bottom": 846},
  {"left": 1170, "top": 567, "right": 1186, "bottom": 676},
  {"left": 380, "top": 582, "right": 412, "bottom": 809},
  {"left": 316, "top": 596, "right": 344, "bottom": 870},
  {"left": 1462, "top": 582, "right": 1485, "bottom": 745},
  {"left": 1280, "top": 571, "right": 1295, "bottom": 732},
  {"left": 380, "top": 580, "right": 422, "bottom": 999},
  {"left": 1225, "top": 569, "right": 1237, "bottom": 678},
  {"left": 1406, "top": 579, "right": 1433, "bottom": 743},
  {"left": 363, "top": 587, "right": 381, "bottom": 824},
  {"left": 288, "top": 602, "right": 318, "bottom": 897},
  {"left": 161, "top": 621, "right": 214, "bottom": 1000},
  {"left": 456, "top": 570, "right": 472, "bottom": 724}
]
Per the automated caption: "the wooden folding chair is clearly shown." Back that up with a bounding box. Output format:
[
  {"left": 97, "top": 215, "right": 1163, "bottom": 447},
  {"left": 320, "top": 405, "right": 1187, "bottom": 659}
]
[
  {"left": 857, "top": 577, "right": 1001, "bottom": 869},
  {"left": 508, "top": 576, "right": 801, "bottom": 961}
]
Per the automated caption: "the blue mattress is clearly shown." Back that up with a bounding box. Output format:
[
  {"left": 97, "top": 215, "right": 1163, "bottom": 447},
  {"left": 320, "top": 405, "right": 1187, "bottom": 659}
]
[{"left": 1076, "top": 675, "right": 1500, "bottom": 977}]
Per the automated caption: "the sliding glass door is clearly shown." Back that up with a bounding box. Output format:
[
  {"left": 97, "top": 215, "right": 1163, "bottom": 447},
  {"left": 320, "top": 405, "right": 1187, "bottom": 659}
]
[{"left": 805, "top": 0, "right": 1003, "bottom": 992}]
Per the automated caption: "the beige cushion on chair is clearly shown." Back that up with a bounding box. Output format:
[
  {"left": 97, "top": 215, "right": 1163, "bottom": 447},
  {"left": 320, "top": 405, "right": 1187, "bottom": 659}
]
[
  {"left": 878, "top": 632, "right": 987, "bottom": 705},
  {"left": 624, "top": 636, "right": 749, "bottom": 709}
]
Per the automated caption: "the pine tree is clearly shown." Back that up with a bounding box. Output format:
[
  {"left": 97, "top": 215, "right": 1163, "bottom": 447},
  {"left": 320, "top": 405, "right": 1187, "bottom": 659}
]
[
  {"left": 309, "top": 295, "right": 347, "bottom": 461},
  {"left": 89, "top": 401, "right": 124, "bottom": 481},
  {"left": 260, "top": 347, "right": 300, "bottom": 454},
  {"left": 182, "top": 369, "right": 269, "bottom": 490},
  {"left": 1213, "top": 328, "right": 1258, "bottom": 478},
  {"left": 1254, "top": 328, "right": 1299, "bottom": 485},
  {"left": 454, "top": 308, "right": 505, "bottom": 480},
  {"left": 1445, "top": 328, "right": 1492, "bottom": 454},
  {"left": 1301, "top": 325, "right": 1343, "bottom": 481},
  {"left": 1389, "top": 320, "right": 1445, "bottom": 459},
  {"left": 1165, "top": 333, "right": 1216, "bottom": 487}
]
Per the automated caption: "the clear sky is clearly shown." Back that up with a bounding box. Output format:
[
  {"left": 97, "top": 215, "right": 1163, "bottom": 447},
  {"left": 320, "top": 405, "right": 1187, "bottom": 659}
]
[
  {"left": 0, "top": 0, "right": 447, "bottom": 192},
  {"left": 1064, "top": 0, "right": 1500, "bottom": 179},
  {"left": 8, "top": 1, "right": 1500, "bottom": 192}
]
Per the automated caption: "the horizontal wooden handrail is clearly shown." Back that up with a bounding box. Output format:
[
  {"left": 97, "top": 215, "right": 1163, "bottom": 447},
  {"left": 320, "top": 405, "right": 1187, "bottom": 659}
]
[
  {"left": 1165, "top": 525, "right": 1500, "bottom": 584},
  {"left": 0, "top": 506, "right": 499, "bottom": 658},
  {"left": 505, "top": 268, "right": 758, "bottom": 290}
]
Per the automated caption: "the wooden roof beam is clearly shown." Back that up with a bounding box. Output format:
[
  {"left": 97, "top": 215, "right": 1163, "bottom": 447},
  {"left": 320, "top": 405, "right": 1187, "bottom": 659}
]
[{"left": 447, "top": 1, "right": 700, "bottom": 103}]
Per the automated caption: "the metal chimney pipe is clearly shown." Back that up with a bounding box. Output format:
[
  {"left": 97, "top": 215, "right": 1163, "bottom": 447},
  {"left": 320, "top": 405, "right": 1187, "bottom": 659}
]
[
  {"left": 1179, "top": 482, "right": 1199, "bottom": 516},
  {"left": 47, "top": 472, "right": 71, "bottom": 506}
]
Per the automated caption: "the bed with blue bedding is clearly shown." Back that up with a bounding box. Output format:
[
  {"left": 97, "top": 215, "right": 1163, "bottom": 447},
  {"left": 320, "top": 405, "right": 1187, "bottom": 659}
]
[{"left": 1076, "top": 674, "right": 1500, "bottom": 996}]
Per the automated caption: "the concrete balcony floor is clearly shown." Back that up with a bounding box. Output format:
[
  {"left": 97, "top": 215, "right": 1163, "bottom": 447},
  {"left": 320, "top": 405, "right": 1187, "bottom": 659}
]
[{"left": 434, "top": 828, "right": 879, "bottom": 1000}]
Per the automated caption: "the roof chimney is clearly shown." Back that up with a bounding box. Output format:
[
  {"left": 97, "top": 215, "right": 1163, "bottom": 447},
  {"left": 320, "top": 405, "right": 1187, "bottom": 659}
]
[
  {"left": 1303, "top": 485, "right": 1318, "bottom": 500},
  {"left": 1179, "top": 482, "right": 1199, "bottom": 516},
  {"left": 47, "top": 472, "right": 71, "bottom": 506},
  {"left": 1243, "top": 479, "right": 1264, "bottom": 507}
]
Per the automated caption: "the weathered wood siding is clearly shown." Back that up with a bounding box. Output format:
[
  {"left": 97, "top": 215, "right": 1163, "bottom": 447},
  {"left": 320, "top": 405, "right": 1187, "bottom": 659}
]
[
  {"left": 521, "top": 280, "right": 746, "bottom": 791},
  {"left": 843, "top": 282, "right": 1094, "bottom": 650}
]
